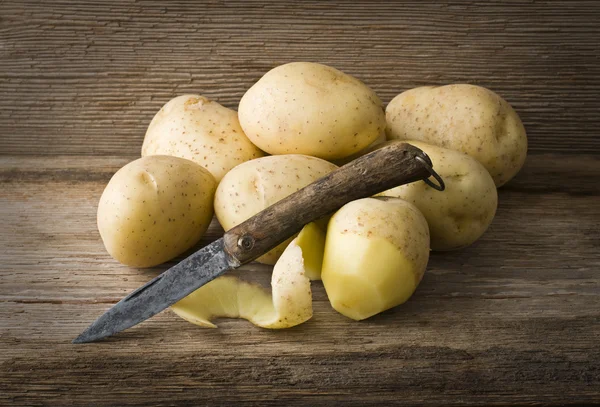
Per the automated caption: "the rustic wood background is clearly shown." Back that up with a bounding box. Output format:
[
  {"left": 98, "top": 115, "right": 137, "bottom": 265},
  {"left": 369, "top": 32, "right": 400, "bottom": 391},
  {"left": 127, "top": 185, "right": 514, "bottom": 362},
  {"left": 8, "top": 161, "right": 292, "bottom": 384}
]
[{"left": 1, "top": 1, "right": 599, "bottom": 405}]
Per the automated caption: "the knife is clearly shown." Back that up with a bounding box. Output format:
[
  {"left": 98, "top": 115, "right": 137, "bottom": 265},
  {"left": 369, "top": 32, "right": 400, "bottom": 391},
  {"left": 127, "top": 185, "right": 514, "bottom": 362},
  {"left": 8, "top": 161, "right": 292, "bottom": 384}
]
[{"left": 73, "top": 142, "right": 444, "bottom": 343}]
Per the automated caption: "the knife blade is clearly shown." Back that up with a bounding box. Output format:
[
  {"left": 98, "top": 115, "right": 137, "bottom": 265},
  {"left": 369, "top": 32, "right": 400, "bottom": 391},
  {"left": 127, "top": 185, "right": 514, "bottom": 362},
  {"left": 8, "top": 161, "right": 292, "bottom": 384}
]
[
  {"left": 73, "top": 142, "right": 444, "bottom": 343},
  {"left": 73, "top": 238, "right": 234, "bottom": 343}
]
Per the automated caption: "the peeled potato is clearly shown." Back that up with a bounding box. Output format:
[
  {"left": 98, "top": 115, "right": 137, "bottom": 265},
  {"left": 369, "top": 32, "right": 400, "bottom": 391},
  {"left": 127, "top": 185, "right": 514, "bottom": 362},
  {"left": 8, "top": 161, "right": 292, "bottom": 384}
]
[
  {"left": 386, "top": 84, "right": 527, "bottom": 186},
  {"left": 321, "top": 197, "right": 429, "bottom": 321},
  {"left": 142, "top": 94, "right": 264, "bottom": 181},
  {"left": 214, "top": 154, "right": 337, "bottom": 265},
  {"left": 170, "top": 222, "right": 325, "bottom": 329},
  {"left": 97, "top": 156, "right": 217, "bottom": 268}
]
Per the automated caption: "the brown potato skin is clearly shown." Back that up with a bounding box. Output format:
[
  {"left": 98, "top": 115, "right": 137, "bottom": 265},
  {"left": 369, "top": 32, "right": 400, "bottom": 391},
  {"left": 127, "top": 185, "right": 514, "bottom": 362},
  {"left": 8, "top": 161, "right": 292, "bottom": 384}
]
[
  {"left": 214, "top": 154, "right": 337, "bottom": 265},
  {"left": 386, "top": 84, "right": 527, "bottom": 186},
  {"left": 239, "top": 62, "right": 385, "bottom": 160},
  {"left": 142, "top": 95, "right": 264, "bottom": 182},
  {"left": 380, "top": 141, "right": 498, "bottom": 251},
  {"left": 97, "top": 156, "right": 216, "bottom": 268}
]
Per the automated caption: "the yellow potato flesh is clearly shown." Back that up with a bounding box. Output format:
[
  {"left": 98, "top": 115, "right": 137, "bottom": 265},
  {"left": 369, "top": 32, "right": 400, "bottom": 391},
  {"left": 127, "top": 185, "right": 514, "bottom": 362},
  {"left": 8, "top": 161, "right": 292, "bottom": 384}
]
[
  {"left": 322, "top": 234, "right": 419, "bottom": 320},
  {"left": 170, "top": 222, "right": 325, "bottom": 329},
  {"left": 295, "top": 222, "right": 326, "bottom": 280},
  {"left": 321, "top": 198, "right": 429, "bottom": 321}
]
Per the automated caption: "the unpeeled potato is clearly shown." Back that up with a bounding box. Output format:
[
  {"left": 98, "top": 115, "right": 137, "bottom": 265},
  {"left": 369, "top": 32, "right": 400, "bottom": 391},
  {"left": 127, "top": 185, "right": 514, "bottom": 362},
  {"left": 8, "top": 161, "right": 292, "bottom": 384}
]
[
  {"left": 214, "top": 154, "right": 337, "bottom": 265},
  {"left": 386, "top": 84, "right": 527, "bottom": 186},
  {"left": 142, "top": 94, "right": 264, "bottom": 181},
  {"left": 97, "top": 155, "right": 216, "bottom": 268},
  {"left": 238, "top": 62, "right": 385, "bottom": 160},
  {"left": 379, "top": 140, "right": 498, "bottom": 251}
]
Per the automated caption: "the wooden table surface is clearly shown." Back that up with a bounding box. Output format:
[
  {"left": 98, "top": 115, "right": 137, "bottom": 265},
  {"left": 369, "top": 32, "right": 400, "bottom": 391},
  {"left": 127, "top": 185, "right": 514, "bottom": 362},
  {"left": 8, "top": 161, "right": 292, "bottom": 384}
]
[{"left": 1, "top": 1, "right": 599, "bottom": 406}]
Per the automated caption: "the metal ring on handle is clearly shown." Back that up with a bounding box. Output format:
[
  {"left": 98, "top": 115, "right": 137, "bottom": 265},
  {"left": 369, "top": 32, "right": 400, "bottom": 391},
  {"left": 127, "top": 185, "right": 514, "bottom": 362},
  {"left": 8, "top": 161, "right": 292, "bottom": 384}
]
[{"left": 415, "top": 155, "right": 445, "bottom": 191}]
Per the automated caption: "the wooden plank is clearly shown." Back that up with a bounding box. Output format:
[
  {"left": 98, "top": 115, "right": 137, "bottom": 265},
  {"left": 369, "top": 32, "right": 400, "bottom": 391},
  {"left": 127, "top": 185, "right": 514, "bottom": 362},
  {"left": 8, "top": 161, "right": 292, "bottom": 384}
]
[
  {"left": 1, "top": 300, "right": 599, "bottom": 406},
  {"left": 1, "top": 0, "right": 600, "bottom": 156},
  {"left": 1, "top": 154, "right": 599, "bottom": 405}
]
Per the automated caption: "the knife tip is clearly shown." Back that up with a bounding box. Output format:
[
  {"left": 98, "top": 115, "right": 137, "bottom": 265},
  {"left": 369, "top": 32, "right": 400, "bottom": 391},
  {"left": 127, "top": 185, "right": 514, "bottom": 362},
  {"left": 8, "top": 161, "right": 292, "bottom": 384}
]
[
  {"left": 72, "top": 326, "right": 102, "bottom": 344},
  {"left": 72, "top": 333, "right": 91, "bottom": 344}
]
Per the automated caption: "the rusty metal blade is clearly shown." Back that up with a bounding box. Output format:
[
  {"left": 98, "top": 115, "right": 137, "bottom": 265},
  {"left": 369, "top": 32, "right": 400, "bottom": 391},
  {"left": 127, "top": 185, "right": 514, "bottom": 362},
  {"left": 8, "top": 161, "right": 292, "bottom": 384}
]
[{"left": 73, "top": 238, "right": 238, "bottom": 343}]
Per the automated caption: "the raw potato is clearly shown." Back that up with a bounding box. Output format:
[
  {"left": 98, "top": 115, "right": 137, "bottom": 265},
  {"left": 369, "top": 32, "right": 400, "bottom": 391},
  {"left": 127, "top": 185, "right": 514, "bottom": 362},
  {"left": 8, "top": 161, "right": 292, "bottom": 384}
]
[
  {"left": 238, "top": 62, "right": 386, "bottom": 160},
  {"left": 385, "top": 84, "right": 527, "bottom": 186},
  {"left": 379, "top": 141, "right": 497, "bottom": 251},
  {"left": 295, "top": 222, "right": 327, "bottom": 280},
  {"left": 142, "top": 94, "right": 264, "bottom": 181},
  {"left": 170, "top": 222, "right": 325, "bottom": 328},
  {"left": 332, "top": 131, "right": 386, "bottom": 166},
  {"left": 97, "top": 156, "right": 217, "bottom": 268},
  {"left": 321, "top": 197, "right": 429, "bottom": 321},
  {"left": 215, "top": 154, "right": 337, "bottom": 265}
]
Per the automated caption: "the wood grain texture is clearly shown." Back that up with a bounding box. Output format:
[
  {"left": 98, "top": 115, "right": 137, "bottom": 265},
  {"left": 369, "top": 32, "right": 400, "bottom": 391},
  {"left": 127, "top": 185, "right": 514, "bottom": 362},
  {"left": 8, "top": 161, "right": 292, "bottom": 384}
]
[
  {"left": 1, "top": 0, "right": 600, "bottom": 156},
  {"left": 1, "top": 154, "right": 599, "bottom": 406},
  {"left": 1, "top": 1, "right": 600, "bottom": 405}
]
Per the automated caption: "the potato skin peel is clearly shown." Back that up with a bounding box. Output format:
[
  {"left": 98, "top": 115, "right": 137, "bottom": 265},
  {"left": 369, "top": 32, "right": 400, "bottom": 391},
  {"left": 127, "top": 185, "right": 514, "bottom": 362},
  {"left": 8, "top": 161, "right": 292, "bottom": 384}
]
[
  {"left": 170, "top": 223, "right": 325, "bottom": 329},
  {"left": 385, "top": 84, "right": 527, "bottom": 186},
  {"left": 296, "top": 222, "right": 327, "bottom": 281}
]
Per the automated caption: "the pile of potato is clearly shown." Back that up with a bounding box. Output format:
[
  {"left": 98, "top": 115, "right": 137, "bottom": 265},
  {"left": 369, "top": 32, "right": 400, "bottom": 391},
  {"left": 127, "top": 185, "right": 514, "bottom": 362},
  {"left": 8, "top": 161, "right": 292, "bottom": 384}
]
[{"left": 97, "top": 62, "right": 527, "bottom": 328}]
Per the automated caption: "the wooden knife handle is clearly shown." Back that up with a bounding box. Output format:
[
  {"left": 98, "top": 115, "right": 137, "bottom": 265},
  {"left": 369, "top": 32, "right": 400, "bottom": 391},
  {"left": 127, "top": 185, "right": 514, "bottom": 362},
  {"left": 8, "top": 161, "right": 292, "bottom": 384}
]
[{"left": 223, "top": 142, "right": 439, "bottom": 264}]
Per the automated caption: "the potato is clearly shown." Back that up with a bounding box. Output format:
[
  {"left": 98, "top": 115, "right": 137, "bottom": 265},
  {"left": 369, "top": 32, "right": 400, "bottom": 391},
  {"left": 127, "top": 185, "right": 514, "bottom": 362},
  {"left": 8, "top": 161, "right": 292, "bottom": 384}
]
[
  {"left": 171, "top": 222, "right": 325, "bottom": 329},
  {"left": 332, "top": 131, "right": 386, "bottom": 166},
  {"left": 238, "top": 62, "right": 385, "bottom": 160},
  {"left": 215, "top": 154, "right": 337, "bottom": 265},
  {"left": 321, "top": 197, "right": 429, "bottom": 321},
  {"left": 385, "top": 84, "right": 527, "bottom": 186},
  {"left": 379, "top": 141, "right": 497, "bottom": 251},
  {"left": 97, "top": 156, "right": 216, "bottom": 268},
  {"left": 295, "top": 221, "right": 327, "bottom": 280},
  {"left": 142, "top": 95, "right": 264, "bottom": 181}
]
